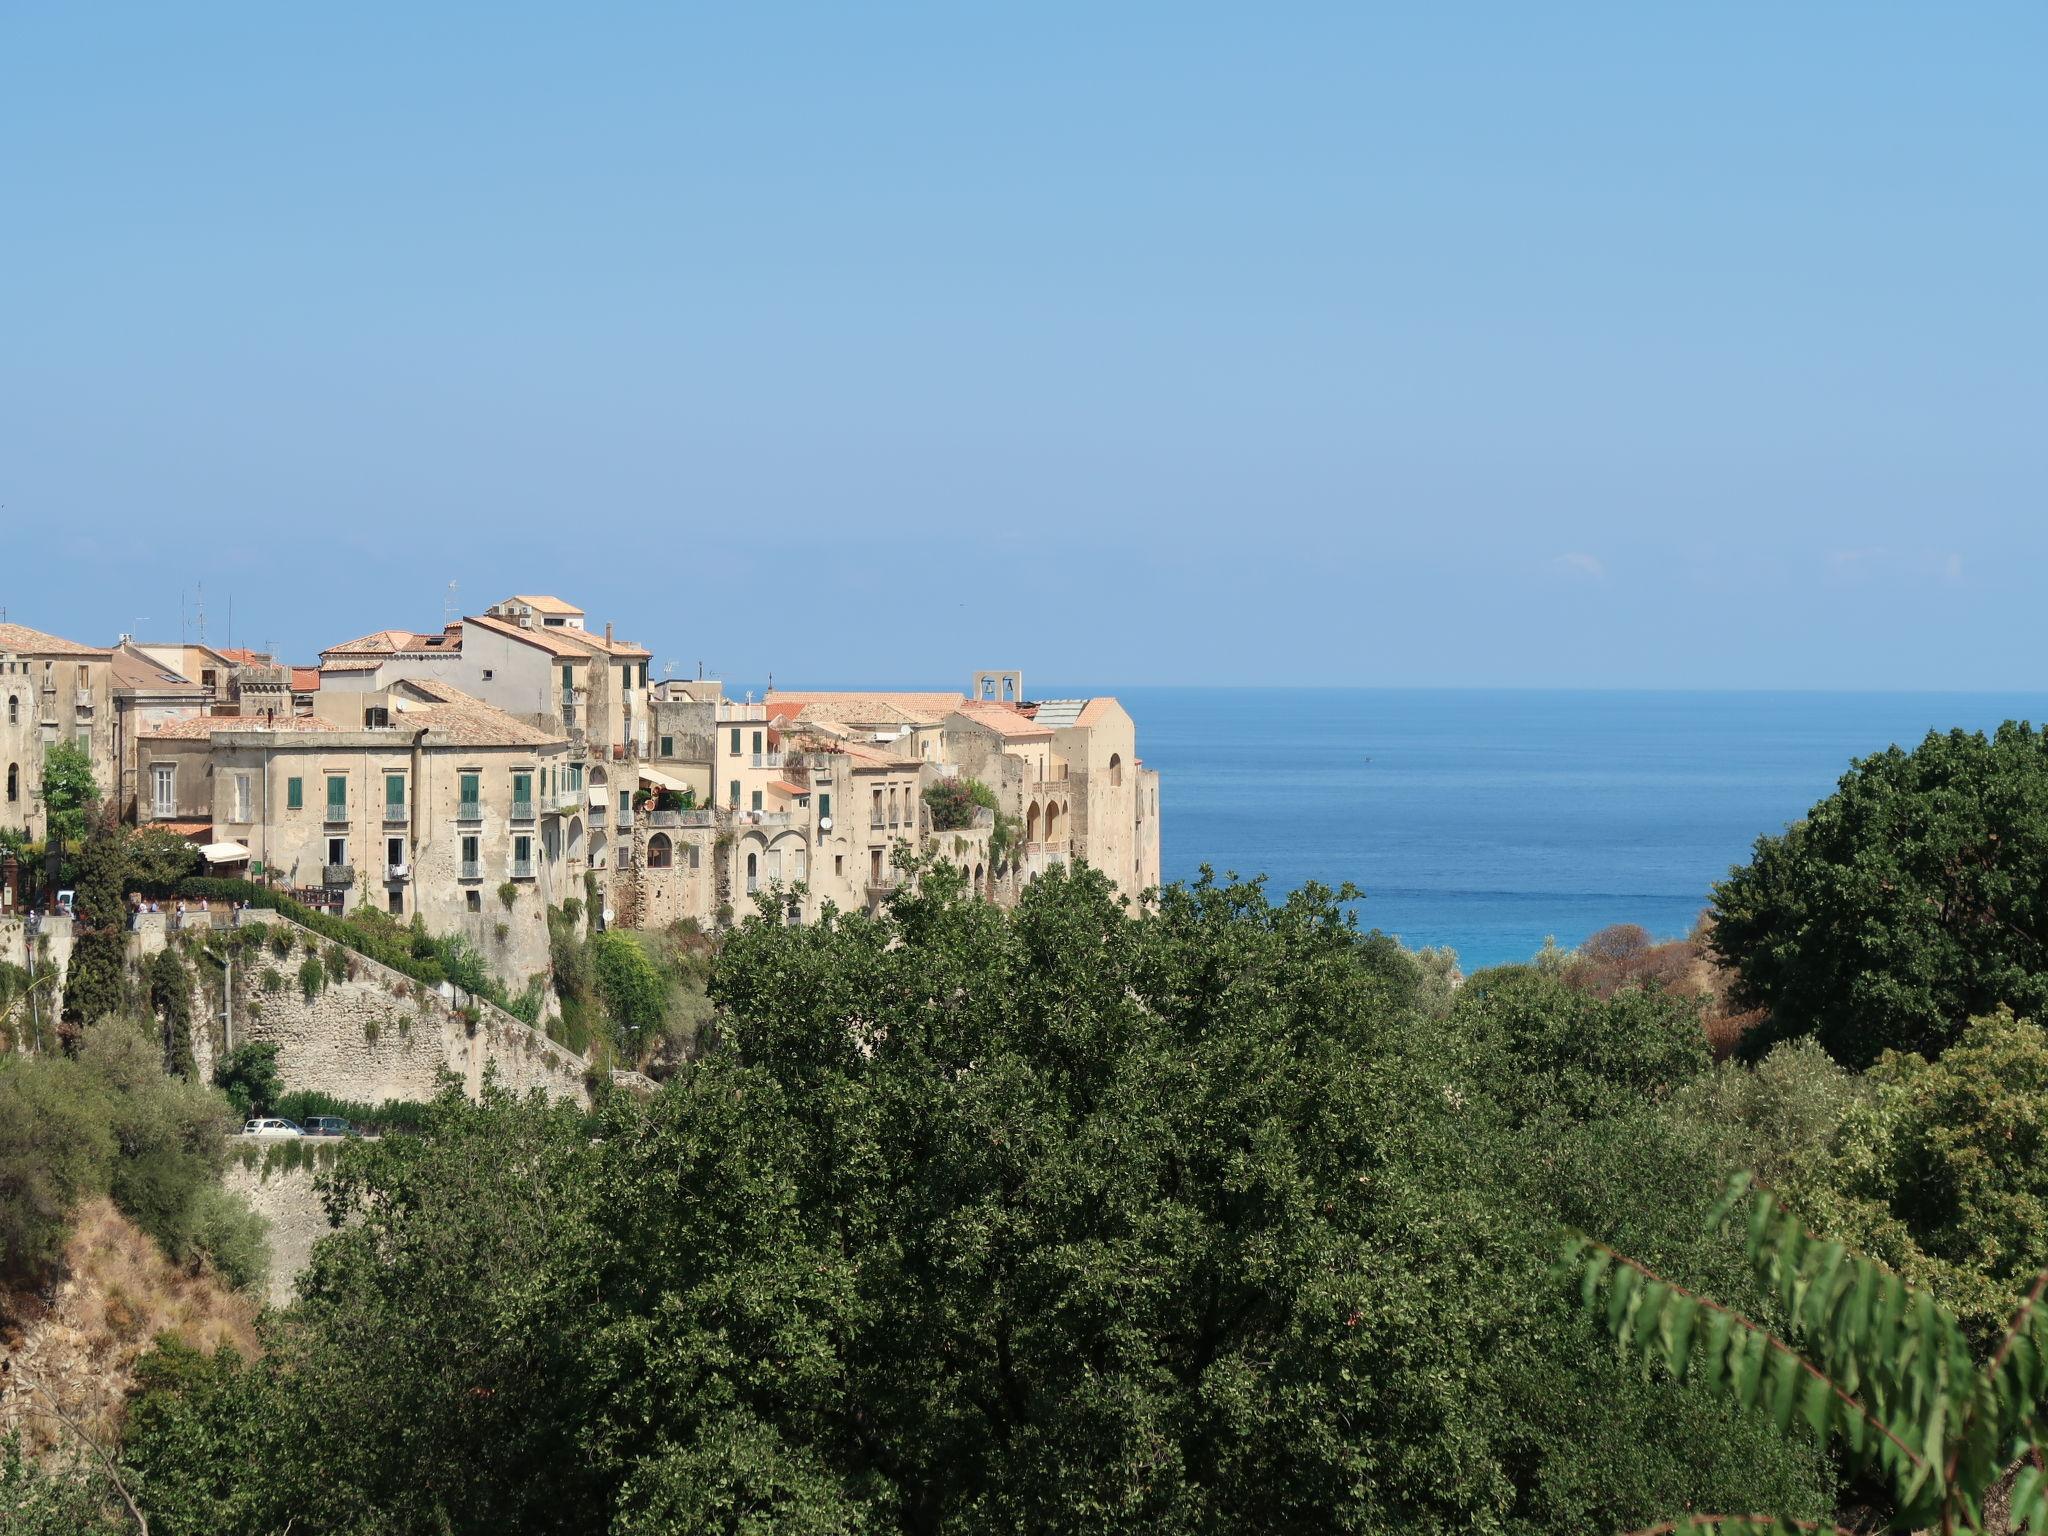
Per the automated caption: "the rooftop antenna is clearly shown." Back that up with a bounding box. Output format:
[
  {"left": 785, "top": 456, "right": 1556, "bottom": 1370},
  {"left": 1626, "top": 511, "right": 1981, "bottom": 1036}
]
[
  {"left": 194, "top": 583, "right": 206, "bottom": 645},
  {"left": 227, "top": 592, "right": 233, "bottom": 650},
  {"left": 443, "top": 580, "right": 459, "bottom": 627}
]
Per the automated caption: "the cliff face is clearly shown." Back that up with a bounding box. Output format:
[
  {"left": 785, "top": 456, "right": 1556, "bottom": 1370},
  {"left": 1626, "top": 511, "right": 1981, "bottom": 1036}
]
[{"left": 0, "top": 1199, "right": 259, "bottom": 1460}]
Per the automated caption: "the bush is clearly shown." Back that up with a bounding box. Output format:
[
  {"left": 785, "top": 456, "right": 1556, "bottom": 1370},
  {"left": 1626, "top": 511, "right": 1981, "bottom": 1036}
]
[
  {"left": 922, "top": 776, "right": 995, "bottom": 831},
  {"left": 272, "top": 1090, "right": 430, "bottom": 1136},
  {"left": 298, "top": 956, "right": 326, "bottom": 1002},
  {"left": 592, "top": 932, "right": 666, "bottom": 1051},
  {"left": 215, "top": 1042, "right": 282, "bottom": 1120},
  {"left": 184, "top": 1182, "right": 269, "bottom": 1293},
  {"left": 0, "top": 1058, "right": 116, "bottom": 1281}
]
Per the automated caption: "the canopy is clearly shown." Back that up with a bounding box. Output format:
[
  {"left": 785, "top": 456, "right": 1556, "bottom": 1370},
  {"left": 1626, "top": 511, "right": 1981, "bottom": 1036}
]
[
  {"left": 639, "top": 767, "right": 692, "bottom": 792},
  {"left": 198, "top": 842, "right": 250, "bottom": 864}
]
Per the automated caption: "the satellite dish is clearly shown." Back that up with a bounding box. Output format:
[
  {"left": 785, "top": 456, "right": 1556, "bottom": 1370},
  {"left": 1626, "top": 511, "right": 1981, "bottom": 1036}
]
[{"left": 818, "top": 816, "right": 833, "bottom": 832}]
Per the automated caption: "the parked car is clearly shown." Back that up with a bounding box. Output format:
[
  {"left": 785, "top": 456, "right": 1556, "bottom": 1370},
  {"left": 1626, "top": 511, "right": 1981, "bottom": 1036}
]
[
  {"left": 301, "top": 1116, "right": 357, "bottom": 1138},
  {"left": 241, "top": 1118, "right": 305, "bottom": 1137}
]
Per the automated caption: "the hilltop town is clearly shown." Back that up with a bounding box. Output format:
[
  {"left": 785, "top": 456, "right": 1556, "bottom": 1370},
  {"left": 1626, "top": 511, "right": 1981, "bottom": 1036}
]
[{"left": 0, "top": 594, "right": 1161, "bottom": 1011}]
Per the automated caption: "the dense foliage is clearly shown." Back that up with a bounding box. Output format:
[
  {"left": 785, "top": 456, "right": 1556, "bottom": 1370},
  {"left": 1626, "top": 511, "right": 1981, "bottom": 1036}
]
[
  {"left": 0, "top": 1018, "right": 264, "bottom": 1290},
  {"left": 38, "top": 741, "right": 97, "bottom": 848},
  {"left": 1712, "top": 723, "right": 2048, "bottom": 1066},
  {"left": 121, "top": 866, "right": 1829, "bottom": 1534},
  {"left": 921, "top": 775, "right": 996, "bottom": 831}
]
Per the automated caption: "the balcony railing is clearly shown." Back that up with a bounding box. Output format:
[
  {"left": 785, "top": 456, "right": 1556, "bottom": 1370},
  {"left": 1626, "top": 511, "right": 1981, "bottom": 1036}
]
[
  {"left": 325, "top": 804, "right": 349, "bottom": 825},
  {"left": 589, "top": 805, "right": 607, "bottom": 828},
  {"left": 556, "top": 788, "right": 581, "bottom": 811},
  {"left": 648, "top": 808, "right": 717, "bottom": 828},
  {"left": 323, "top": 864, "right": 354, "bottom": 887},
  {"left": 511, "top": 859, "right": 534, "bottom": 880},
  {"left": 510, "top": 800, "right": 535, "bottom": 821},
  {"left": 385, "top": 862, "right": 410, "bottom": 883},
  {"left": 615, "top": 806, "right": 633, "bottom": 829},
  {"left": 738, "top": 811, "right": 791, "bottom": 828},
  {"left": 457, "top": 801, "right": 481, "bottom": 821},
  {"left": 751, "top": 750, "right": 784, "bottom": 769},
  {"left": 383, "top": 802, "right": 408, "bottom": 824},
  {"left": 460, "top": 860, "right": 481, "bottom": 881}
]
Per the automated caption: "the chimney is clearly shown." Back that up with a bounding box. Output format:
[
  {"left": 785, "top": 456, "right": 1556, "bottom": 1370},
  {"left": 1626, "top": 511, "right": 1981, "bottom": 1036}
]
[{"left": 605, "top": 622, "right": 614, "bottom": 646}]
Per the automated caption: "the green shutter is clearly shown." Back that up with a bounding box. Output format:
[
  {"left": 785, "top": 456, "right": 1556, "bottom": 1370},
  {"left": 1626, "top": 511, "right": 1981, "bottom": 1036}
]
[
  {"left": 562, "top": 664, "right": 573, "bottom": 691},
  {"left": 286, "top": 777, "right": 302, "bottom": 810},
  {"left": 386, "top": 774, "right": 405, "bottom": 808},
  {"left": 327, "top": 775, "right": 346, "bottom": 812},
  {"left": 660, "top": 735, "right": 673, "bottom": 756},
  {"left": 820, "top": 792, "right": 831, "bottom": 819},
  {"left": 460, "top": 772, "right": 479, "bottom": 804},
  {"left": 513, "top": 772, "right": 532, "bottom": 804}
]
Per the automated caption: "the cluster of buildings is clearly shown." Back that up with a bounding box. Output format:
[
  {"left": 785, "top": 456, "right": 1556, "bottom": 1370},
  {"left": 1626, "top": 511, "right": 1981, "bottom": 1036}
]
[{"left": 1, "top": 599, "right": 1160, "bottom": 978}]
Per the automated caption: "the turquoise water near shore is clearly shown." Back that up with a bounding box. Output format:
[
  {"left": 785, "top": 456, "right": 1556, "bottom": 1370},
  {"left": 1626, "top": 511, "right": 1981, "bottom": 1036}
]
[{"left": 1107, "top": 688, "right": 2048, "bottom": 971}]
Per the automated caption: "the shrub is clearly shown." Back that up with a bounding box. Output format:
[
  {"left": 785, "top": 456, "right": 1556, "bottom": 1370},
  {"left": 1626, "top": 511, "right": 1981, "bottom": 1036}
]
[
  {"left": 214, "top": 1042, "right": 282, "bottom": 1120},
  {"left": 268, "top": 928, "right": 295, "bottom": 959},
  {"left": 184, "top": 1182, "right": 269, "bottom": 1293},
  {"left": 298, "top": 956, "right": 326, "bottom": 1002},
  {"left": 260, "top": 966, "right": 284, "bottom": 994},
  {"left": 499, "top": 882, "right": 519, "bottom": 911},
  {"left": 0, "top": 1058, "right": 116, "bottom": 1281},
  {"left": 922, "top": 776, "right": 995, "bottom": 832}
]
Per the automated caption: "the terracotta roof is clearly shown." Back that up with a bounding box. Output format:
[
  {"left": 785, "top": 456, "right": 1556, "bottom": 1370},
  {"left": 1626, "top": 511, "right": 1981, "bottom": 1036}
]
[
  {"left": 459, "top": 611, "right": 596, "bottom": 659},
  {"left": 291, "top": 667, "right": 321, "bottom": 692},
  {"left": 110, "top": 647, "right": 201, "bottom": 691},
  {"left": 148, "top": 819, "right": 213, "bottom": 838},
  {"left": 768, "top": 779, "right": 807, "bottom": 798},
  {"left": 318, "top": 657, "right": 384, "bottom": 674},
  {"left": 819, "top": 738, "right": 919, "bottom": 771},
  {"left": 213, "top": 647, "right": 269, "bottom": 665},
  {"left": 766, "top": 691, "right": 965, "bottom": 726},
  {"left": 504, "top": 595, "right": 584, "bottom": 616},
  {"left": 387, "top": 680, "right": 563, "bottom": 746},
  {"left": 950, "top": 701, "right": 1053, "bottom": 740},
  {"left": 544, "top": 625, "right": 652, "bottom": 660},
  {"left": 0, "top": 622, "right": 110, "bottom": 659},
  {"left": 321, "top": 628, "right": 451, "bottom": 657},
  {"left": 143, "top": 714, "right": 336, "bottom": 738}
]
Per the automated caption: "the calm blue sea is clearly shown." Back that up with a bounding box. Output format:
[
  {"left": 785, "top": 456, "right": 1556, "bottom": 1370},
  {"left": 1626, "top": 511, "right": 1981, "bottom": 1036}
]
[{"left": 1108, "top": 689, "right": 2048, "bottom": 971}]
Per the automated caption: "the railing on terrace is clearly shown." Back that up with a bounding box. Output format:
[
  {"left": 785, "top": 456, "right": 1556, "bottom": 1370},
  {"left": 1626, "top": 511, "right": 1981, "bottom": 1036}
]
[
  {"left": 556, "top": 788, "right": 581, "bottom": 811},
  {"left": 325, "top": 803, "right": 349, "bottom": 824},
  {"left": 460, "top": 859, "right": 481, "bottom": 881},
  {"left": 511, "top": 859, "right": 534, "bottom": 880},
  {"left": 383, "top": 802, "right": 408, "bottom": 823},
  {"left": 648, "top": 808, "right": 716, "bottom": 828},
  {"left": 457, "top": 800, "right": 481, "bottom": 821},
  {"left": 510, "top": 800, "right": 535, "bottom": 821},
  {"left": 590, "top": 805, "right": 607, "bottom": 827},
  {"left": 738, "top": 811, "right": 792, "bottom": 828},
  {"left": 751, "top": 750, "right": 784, "bottom": 769}
]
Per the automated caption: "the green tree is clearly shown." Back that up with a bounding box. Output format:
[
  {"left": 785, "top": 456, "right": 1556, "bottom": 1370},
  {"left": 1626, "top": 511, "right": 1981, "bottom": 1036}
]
[
  {"left": 61, "top": 807, "right": 133, "bottom": 1029},
  {"left": 213, "top": 1042, "right": 281, "bottom": 1120},
  {"left": 1565, "top": 1173, "right": 2048, "bottom": 1534},
  {"left": 128, "top": 826, "right": 200, "bottom": 889},
  {"left": 124, "top": 868, "right": 1831, "bottom": 1535},
  {"left": 0, "top": 1056, "right": 115, "bottom": 1281},
  {"left": 148, "top": 946, "right": 196, "bottom": 1077},
  {"left": 1711, "top": 723, "right": 2048, "bottom": 1066},
  {"left": 39, "top": 740, "right": 98, "bottom": 849},
  {"left": 591, "top": 930, "right": 665, "bottom": 1049},
  {"left": 921, "top": 775, "right": 995, "bottom": 831}
]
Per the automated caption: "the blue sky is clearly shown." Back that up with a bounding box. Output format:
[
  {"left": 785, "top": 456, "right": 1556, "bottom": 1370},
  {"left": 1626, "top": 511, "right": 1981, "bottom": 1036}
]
[{"left": 6, "top": 4, "right": 2043, "bottom": 689}]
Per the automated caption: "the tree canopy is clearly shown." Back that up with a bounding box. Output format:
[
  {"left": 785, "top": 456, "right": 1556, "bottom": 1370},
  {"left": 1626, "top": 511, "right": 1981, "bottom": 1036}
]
[
  {"left": 122, "top": 866, "right": 1829, "bottom": 1535},
  {"left": 1711, "top": 723, "right": 2048, "bottom": 1066}
]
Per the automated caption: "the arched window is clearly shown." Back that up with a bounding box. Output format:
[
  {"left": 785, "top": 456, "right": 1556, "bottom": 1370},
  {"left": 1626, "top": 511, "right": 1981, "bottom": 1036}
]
[
  {"left": 647, "top": 832, "right": 673, "bottom": 868},
  {"left": 4, "top": 764, "right": 15, "bottom": 803},
  {"left": 745, "top": 851, "right": 759, "bottom": 893},
  {"left": 5, "top": 696, "right": 14, "bottom": 724},
  {"left": 590, "top": 832, "right": 609, "bottom": 870},
  {"left": 1045, "top": 802, "right": 1060, "bottom": 841},
  {"left": 1025, "top": 802, "right": 1040, "bottom": 843},
  {"left": 567, "top": 817, "right": 585, "bottom": 862},
  {"left": 1109, "top": 753, "right": 1122, "bottom": 787}
]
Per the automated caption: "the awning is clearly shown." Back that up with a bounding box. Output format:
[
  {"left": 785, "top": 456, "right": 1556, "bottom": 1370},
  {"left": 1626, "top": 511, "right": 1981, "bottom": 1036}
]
[
  {"left": 198, "top": 842, "right": 250, "bottom": 864},
  {"left": 639, "top": 767, "right": 692, "bottom": 792},
  {"left": 588, "top": 786, "right": 607, "bottom": 806}
]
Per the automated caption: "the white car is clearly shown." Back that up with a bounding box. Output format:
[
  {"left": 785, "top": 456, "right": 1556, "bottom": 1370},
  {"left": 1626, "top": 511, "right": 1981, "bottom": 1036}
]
[{"left": 241, "top": 1118, "right": 305, "bottom": 1138}]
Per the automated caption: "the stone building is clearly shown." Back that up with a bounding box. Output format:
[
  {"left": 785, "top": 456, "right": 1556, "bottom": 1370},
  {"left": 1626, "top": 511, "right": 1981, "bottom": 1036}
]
[
  {"left": 137, "top": 678, "right": 574, "bottom": 983},
  {"left": 0, "top": 621, "right": 117, "bottom": 843}
]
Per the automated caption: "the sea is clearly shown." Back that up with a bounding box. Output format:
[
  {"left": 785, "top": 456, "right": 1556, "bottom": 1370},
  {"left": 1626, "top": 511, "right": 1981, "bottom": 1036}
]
[{"left": 1106, "top": 688, "right": 2048, "bottom": 972}]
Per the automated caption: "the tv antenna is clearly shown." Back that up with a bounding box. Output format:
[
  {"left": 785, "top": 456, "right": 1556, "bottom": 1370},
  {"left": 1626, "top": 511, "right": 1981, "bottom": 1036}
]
[{"left": 443, "top": 580, "right": 459, "bottom": 627}]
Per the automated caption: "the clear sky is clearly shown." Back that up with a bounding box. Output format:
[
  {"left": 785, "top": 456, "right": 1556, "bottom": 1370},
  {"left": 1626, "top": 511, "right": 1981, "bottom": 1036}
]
[{"left": 6, "top": 4, "right": 2043, "bottom": 689}]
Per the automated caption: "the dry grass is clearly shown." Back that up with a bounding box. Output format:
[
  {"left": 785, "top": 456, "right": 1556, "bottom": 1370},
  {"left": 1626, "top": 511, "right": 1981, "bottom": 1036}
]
[
  {"left": 1563, "top": 916, "right": 1768, "bottom": 1061},
  {"left": 0, "top": 1198, "right": 260, "bottom": 1460}
]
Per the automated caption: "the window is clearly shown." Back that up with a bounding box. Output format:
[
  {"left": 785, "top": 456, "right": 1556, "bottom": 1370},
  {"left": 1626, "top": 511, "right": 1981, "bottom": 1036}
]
[
  {"left": 513, "top": 834, "right": 533, "bottom": 874},
  {"left": 835, "top": 854, "right": 844, "bottom": 877},
  {"left": 4, "top": 697, "right": 13, "bottom": 724},
  {"left": 233, "top": 773, "right": 253, "bottom": 823},
  {"left": 660, "top": 735, "right": 673, "bottom": 756},
  {"left": 386, "top": 774, "right": 406, "bottom": 816},
  {"left": 568, "top": 763, "right": 583, "bottom": 792},
  {"left": 153, "top": 764, "right": 175, "bottom": 817},
  {"left": 326, "top": 775, "right": 347, "bottom": 819},
  {"left": 561, "top": 664, "right": 574, "bottom": 692},
  {"left": 618, "top": 789, "right": 630, "bottom": 818},
  {"left": 461, "top": 834, "right": 480, "bottom": 875},
  {"left": 459, "top": 772, "right": 480, "bottom": 813},
  {"left": 819, "top": 792, "right": 831, "bottom": 820},
  {"left": 467, "top": 890, "right": 482, "bottom": 912},
  {"left": 647, "top": 833, "right": 673, "bottom": 868},
  {"left": 752, "top": 730, "right": 763, "bottom": 755},
  {"left": 745, "top": 851, "right": 758, "bottom": 893},
  {"left": 4, "top": 764, "right": 14, "bottom": 802},
  {"left": 1109, "top": 753, "right": 1123, "bottom": 787},
  {"left": 387, "top": 889, "right": 404, "bottom": 915},
  {"left": 730, "top": 728, "right": 741, "bottom": 755},
  {"left": 286, "top": 776, "right": 303, "bottom": 810},
  {"left": 793, "top": 848, "right": 807, "bottom": 880},
  {"left": 729, "top": 779, "right": 740, "bottom": 808},
  {"left": 482, "top": 669, "right": 494, "bottom": 681},
  {"left": 751, "top": 789, "right": 763, "bottom": 812},
  {"left": 512, "top": 772, "right": 532, "bottom": 811},
  {"left": 387, "top": 836, "right": 405, "bottom": 871},
  {"left": 327, "top": 836, "right": 347, "bottom": 867}
]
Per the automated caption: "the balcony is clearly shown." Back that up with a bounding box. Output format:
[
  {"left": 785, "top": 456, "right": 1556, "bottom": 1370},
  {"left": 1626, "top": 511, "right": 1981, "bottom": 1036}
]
[
  {"left": 556, "top": 787, "right": 581, "bottom": 812},
  {"left": 510, "top": 800, "right": 535, "bottom": 822},
  {"left": 648, "top": 808, "right": 716, "bottom": 829},
  {"left": 383, "top": 802, "right": 408, "bottom": 824},
  {"left": 589, "top": 805, "right": 607, "bottom": 828},
  {"left": 460, "top": 859, "right": 481, "bottom": 881},
  {"left": 323, "top": 864, "right": 354, "bottom": 887},
  {"left": 738, "top": 811, "right": 791, "bottom": 828},
  {"left": 751, "top": 750, "right": 784, "bottom": 770},
  {"left": 615, "top": 806, "right": 633, "bottom": 830},
  {"left": 457, "top": 800, "right": 481, "bottom": 822},
  {"left": 560, "top": 693, "right": 579, "bottom": 729},
  {"left": 325, "top": 804, "right": 349, "bottom": 825},
  {"left": 511, "top": 859, "right": 535, "bottom": 880},
  {"left": 385, "top": 862, "right": 411, "bottom": 883}
]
